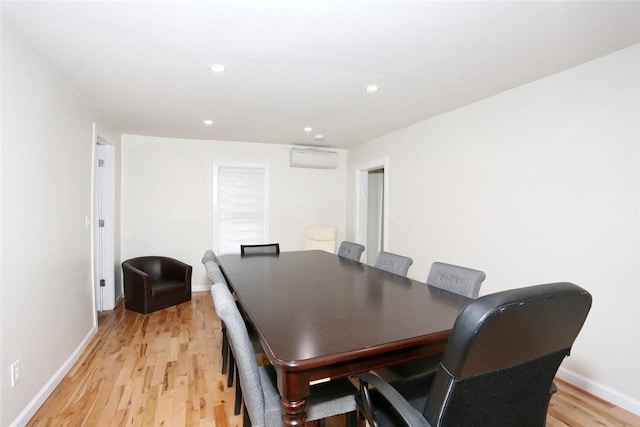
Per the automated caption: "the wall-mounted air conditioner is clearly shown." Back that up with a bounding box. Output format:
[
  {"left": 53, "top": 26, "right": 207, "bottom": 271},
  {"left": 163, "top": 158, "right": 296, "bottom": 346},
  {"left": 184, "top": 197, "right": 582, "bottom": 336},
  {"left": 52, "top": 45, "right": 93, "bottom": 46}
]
[{"left": 289, "top": 148, "right": 338, "bottom": 169}]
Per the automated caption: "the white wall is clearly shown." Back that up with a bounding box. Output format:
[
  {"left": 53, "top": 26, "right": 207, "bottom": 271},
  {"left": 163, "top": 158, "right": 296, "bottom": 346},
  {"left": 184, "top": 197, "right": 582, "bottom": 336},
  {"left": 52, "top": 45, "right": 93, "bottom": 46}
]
[
  {"left": 120, "top": 135, "right": 347, "bottom": 291},
  {"left": 1, "top": 17, "right": 636, "bottom": 422},
  {"left": 347, "top": 44, "right": 640, "bottom": 413},
  {"left": 0, "top": 28, "right": 120, "bottom": 426}
]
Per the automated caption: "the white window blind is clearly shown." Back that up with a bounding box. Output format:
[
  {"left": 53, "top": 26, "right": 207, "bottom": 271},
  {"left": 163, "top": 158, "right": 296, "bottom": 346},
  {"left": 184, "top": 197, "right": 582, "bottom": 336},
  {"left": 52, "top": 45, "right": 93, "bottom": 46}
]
[{"left": 214, "top": 164, "right": 269, "bottom": 254}]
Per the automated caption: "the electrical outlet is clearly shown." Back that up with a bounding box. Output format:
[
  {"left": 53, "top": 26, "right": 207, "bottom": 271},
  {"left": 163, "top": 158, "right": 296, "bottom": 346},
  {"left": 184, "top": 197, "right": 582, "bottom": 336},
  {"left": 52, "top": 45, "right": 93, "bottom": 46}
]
[{"left": 11, "top": 359, "right": 21, "bottom": 387}]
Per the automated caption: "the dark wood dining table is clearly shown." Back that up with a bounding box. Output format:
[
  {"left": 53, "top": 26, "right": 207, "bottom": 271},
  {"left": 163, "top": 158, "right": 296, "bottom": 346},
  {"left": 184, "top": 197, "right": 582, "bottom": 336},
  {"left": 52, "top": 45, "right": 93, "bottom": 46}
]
[{"left": 217, "top": 250, "right": 472, "bottom": 426}]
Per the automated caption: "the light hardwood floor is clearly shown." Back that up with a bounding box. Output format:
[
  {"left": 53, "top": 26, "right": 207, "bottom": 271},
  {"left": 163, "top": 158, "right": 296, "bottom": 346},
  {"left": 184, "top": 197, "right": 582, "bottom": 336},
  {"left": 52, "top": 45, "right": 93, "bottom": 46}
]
[{"left": 27, "top": 292, "right": 639, "bottom": 426}]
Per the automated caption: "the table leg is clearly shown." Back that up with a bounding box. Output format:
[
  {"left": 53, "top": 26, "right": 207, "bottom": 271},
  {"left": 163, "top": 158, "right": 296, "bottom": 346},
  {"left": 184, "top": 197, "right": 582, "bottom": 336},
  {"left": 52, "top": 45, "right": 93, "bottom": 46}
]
[
  {"left": 278, "top": 370, "right": 310, "bottom": 426},
  {"left": 281, "top": 397, "right": 307, "bottom": 426}
]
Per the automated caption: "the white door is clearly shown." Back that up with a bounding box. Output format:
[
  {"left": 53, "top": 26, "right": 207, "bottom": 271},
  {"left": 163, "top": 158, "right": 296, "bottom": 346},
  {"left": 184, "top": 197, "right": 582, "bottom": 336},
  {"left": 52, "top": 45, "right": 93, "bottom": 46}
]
[{"left": 93, "top": 139, "right": 116, "bottom": 311}]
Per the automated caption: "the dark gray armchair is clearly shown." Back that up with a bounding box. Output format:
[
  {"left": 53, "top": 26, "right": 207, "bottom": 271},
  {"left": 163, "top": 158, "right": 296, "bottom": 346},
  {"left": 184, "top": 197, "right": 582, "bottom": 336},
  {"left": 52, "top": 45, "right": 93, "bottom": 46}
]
[
  {"left": 122, "top": 256, "right": 192, "bottom": 314},
  {"left": 355, "top": 282, "right": 592, "bottom": 427}
]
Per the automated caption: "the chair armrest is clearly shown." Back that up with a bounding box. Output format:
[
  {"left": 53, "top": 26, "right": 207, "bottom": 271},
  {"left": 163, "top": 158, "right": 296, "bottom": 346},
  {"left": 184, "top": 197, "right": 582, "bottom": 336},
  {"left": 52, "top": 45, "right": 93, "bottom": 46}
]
[
  {"left": 123, "top": 263, "right": 150, "bottom": 281},
  {"left": 122, "top": 263, "right": 152, "bottom": 295},
  {"left": 162, "top": 258, "right": 192, "bottom": 283},
  {"left": 354, "top": 372, "right": 431, "bottom": 427}
]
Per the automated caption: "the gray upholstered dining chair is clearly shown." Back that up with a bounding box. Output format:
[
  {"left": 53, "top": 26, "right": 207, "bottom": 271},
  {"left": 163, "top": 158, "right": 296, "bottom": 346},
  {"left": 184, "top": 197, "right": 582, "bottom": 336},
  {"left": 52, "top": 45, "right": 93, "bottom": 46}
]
[
  {"left": 211, "top": 282, "right": 358, "bottom": 427},
  {"left": 204, "top": 260, "right": 233, "bottom": 381},
  {"left": 240, "top": 243, "right": 280, "bottom": 255},
  {"left": 426, "top": 262, "right": 486, "bottom": 299},
  {"left": 354, "top": 282, "right": 592, "bottom": 427},
  {"left": 337, "top": 241, "right": 365, "bottom": 262},
  {"left": 204, "top": 259, "right": 264, "bottom": 416},
  {"left": 375, "top": 251, "right": 413, "bottom": 277},
  {"left": 204, "top": 259, "right": 226, "bottom": 284},
  {"left": 202, "top": 249, "right": 219, "bottom": 265},
  {"left": 377, "top": 262, "right": 487, "bottom": 380}
]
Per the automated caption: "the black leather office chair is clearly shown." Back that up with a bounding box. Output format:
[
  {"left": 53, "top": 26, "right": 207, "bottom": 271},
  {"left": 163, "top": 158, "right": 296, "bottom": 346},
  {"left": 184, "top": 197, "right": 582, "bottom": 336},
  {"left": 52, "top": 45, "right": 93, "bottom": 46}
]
[
  {"left": 240, "top": 243, "right": 280, "bottom": 255},
  {"left": 355, "top": 282, "right": 592, "bottom": 427}
]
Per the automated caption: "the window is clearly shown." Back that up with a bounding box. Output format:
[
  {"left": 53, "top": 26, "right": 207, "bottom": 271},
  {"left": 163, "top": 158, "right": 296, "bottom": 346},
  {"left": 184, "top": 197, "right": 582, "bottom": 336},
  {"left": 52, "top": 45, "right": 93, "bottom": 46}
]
[{"left": 213, "top": 163, "right": 269, "bottom": 254}]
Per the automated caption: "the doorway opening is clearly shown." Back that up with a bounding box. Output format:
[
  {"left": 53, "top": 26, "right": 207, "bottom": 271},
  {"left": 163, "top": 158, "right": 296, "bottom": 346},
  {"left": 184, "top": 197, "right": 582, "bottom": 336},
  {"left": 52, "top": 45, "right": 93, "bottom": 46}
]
[{"left": 356, "top": 158, "right": 389, "bottom": 265}]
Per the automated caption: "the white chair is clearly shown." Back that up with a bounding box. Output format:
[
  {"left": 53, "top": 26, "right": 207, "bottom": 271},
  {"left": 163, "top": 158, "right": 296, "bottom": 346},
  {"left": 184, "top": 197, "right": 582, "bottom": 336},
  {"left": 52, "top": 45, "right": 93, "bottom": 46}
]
[{"left": 303, "top": 226, "right": 337, "bottom": 253}]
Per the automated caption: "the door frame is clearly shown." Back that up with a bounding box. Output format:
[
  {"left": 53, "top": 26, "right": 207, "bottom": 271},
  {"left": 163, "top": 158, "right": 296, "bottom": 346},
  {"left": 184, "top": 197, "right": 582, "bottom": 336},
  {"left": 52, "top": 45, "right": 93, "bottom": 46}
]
[{"left": 355, "top": 158, "right": 389, "bottom": 263}]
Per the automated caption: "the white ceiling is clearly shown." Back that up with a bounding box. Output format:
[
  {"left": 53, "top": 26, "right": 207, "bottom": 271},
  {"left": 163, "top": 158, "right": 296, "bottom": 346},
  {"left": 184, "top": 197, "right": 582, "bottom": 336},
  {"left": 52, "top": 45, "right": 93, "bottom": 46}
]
[{"left": 2, "top": 1, "right": 640, "bottom": 148}]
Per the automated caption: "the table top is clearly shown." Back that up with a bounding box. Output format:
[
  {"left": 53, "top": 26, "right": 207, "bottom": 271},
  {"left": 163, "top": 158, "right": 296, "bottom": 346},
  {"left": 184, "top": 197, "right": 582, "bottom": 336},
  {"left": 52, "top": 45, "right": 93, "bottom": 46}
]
[{"left": 218, "top": 250, "right": 472, "bottom": 371}]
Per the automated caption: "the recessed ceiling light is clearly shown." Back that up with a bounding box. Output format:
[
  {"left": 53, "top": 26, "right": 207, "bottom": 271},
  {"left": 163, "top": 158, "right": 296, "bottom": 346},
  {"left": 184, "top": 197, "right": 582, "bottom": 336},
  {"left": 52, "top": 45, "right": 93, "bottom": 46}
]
[
  {"left": 314, "top": 134, "right": 325, "bottom": 141},
  {"left": 203, "top": 119, "right": 214, "bottom": 125},
  {"left": 304, "top": 127, "right": 313, "bottom": 132},
  {"left": 209, "top": 64, "right": 226, "bottom": 73},
  {"left": 365, "top": 84, "right": 379, "bottom": 93}
]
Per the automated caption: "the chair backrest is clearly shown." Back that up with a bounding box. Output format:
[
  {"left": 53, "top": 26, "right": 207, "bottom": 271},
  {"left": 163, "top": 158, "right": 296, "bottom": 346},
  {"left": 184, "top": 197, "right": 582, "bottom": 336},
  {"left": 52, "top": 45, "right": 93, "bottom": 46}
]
[
  {"left": 337, "top": 241, "right": 365, "bottom": 262},
  {"left": 241, "top": 243, "right": 280, "bottom": 255},
  {"left": 303, "top": 226, "right": 337, "bottom": 253},
  {"left": 123, "top": 256, "right": 166, "bottom": 281},
  {"left": 204, "top": 260, "right": 226, "bottom": 285},
  {"left": 426, "top": 262, "right": 486, "bottom": 299},
  {"left": 211, "top": 283, "right": 266, "bottom": 426},
  {"left": 423, "top": 282, "right": 592, "bottom": 427},
  {"left": 201, "top": 250, "right": 219, "bottom": 265},
  {"left": 374, "top": 251, "right": 413, "bottom": 277}
]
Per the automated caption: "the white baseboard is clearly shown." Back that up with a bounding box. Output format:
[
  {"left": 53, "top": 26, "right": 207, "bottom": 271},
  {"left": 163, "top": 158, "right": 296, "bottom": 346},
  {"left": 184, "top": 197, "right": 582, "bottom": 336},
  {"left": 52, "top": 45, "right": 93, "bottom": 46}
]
[
  {"left": 557, "top": 367, "right": 640, "bottom": 416},
  {"left": 9, "top": 325, "right": 98, "bottom": 427},
  {"left": 192, "top": 283, "right": 211, "bottom": 293}
]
